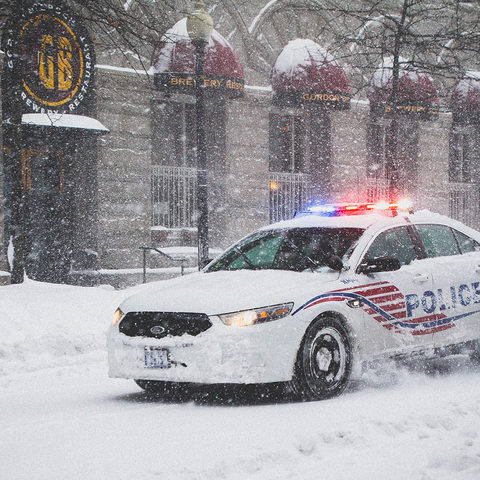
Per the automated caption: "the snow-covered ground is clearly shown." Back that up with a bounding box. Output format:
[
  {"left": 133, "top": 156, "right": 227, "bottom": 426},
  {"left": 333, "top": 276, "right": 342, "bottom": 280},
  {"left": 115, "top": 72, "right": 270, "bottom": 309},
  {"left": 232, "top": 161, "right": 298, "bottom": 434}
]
[{"left": 1, "top": 279, "right": 480, "bottom": 479}]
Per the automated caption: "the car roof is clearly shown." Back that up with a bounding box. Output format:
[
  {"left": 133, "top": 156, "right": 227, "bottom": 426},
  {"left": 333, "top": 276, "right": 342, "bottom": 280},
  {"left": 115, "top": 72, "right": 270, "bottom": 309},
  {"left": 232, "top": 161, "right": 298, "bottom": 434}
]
[
  {"left": 261, "top": 209, "right": 479, "bottom": 237},
  {"left": 261, "top": 212, "right": 403, "bottom": 231}
]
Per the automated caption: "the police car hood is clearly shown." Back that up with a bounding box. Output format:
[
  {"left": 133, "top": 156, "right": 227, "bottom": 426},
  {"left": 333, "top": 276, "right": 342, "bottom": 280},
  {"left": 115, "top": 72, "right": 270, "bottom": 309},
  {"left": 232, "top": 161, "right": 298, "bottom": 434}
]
[{"left": 119, "top": 269, "right": 340, "bottom": 316}]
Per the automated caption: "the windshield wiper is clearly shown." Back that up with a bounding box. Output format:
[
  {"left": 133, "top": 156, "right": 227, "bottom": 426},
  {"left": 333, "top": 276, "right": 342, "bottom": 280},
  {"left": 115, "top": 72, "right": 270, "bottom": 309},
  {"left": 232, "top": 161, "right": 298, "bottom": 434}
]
[{"left": 234, "top": 246, "right": 258, "bottom": 270}]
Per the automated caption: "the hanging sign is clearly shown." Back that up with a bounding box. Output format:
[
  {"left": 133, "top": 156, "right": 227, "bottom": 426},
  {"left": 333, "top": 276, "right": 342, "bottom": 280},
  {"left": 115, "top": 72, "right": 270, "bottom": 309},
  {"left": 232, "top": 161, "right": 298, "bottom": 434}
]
[
  {"left": 370, "top": 102, "right": 439, "bottom": 121},
  {"left": 154, "top": 72, "right": 244, "bottom": 99},
  {"left": 272, "top": 90, "right": 352, "bottom": 110},
  {"left": 2, "top": 0, "right": 95, "bottom": 115}
]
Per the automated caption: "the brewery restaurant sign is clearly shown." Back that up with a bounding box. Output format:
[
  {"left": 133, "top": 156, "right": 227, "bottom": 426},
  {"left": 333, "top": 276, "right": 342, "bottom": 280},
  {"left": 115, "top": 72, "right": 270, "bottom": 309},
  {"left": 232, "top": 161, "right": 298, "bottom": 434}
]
[
  {"left": 154, "top": 73, "right": 244, "bottom": 99},
  {"left": 2, "top": 0, "right": 95, "bottom": 116}
]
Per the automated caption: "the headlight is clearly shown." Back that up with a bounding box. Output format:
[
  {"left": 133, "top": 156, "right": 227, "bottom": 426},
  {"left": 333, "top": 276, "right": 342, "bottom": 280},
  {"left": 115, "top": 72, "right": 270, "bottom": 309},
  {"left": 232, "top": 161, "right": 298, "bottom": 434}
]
[
  {"left": 111, "top": 308, "right": 125, "bottom": 326},
  {"left": 219, "top": 303, "right": 294, "bottom": 327}
]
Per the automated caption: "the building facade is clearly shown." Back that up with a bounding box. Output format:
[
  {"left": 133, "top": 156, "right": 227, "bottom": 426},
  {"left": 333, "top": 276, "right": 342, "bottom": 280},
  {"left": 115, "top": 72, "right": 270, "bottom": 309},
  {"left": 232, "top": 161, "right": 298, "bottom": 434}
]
[{"left": 0, "top": 0, "right": 478, "bottom": 286}]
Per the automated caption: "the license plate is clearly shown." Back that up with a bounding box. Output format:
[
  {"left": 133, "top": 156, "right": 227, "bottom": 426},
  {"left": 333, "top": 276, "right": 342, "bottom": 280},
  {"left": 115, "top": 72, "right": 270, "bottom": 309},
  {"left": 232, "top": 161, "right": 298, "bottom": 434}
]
[{"left": 144, "top": 347, "right": 171, "bottom": 369}]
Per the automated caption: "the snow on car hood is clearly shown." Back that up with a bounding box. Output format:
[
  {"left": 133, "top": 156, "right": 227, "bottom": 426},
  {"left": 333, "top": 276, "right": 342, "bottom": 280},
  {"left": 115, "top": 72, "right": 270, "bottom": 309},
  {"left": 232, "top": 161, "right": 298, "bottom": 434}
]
[{"left": 119, "top": 269, "right": 339, "bottom": 316}]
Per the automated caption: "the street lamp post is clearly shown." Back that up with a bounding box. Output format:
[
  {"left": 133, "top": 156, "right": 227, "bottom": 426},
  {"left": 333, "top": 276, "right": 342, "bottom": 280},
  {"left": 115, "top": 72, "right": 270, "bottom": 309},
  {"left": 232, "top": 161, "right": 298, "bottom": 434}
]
[{"left": 187, "top": 1, "right": 213, "bottom": 270}]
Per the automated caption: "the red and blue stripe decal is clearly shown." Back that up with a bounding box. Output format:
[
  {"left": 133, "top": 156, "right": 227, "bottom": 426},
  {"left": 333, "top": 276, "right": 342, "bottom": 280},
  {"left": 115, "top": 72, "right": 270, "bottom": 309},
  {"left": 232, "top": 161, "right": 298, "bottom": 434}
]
[{"left": 292, "top": 282, "right": 480, "bottom": 335}]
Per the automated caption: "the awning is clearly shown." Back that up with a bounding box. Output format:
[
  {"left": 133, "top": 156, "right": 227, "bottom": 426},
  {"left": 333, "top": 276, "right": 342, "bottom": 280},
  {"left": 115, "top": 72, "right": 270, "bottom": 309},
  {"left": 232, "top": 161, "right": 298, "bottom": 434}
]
[
  {"left": 368, "top": 58, "right": 439, "bottom": 120},
  {"left": 21, "top": 113, "right": 109, "bottom": 134},
  {"left": 151, "top": 18, "right": 244, "bottom": 99},
  {"left": 451, "top": 72, "right": 480, "bottom": 124},
  {"left": 270, "top": 39, "right": 351, "bottom": 110}
]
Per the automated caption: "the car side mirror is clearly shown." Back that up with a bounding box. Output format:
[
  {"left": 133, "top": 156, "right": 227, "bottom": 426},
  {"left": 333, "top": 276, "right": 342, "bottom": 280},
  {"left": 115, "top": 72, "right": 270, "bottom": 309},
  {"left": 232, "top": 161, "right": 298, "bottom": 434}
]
[
  {"left": 357, "top": 256, "right": 401, "bottom": 274},
  {"left": 326, "top": 254, "right": 344, "bottom": 272}
]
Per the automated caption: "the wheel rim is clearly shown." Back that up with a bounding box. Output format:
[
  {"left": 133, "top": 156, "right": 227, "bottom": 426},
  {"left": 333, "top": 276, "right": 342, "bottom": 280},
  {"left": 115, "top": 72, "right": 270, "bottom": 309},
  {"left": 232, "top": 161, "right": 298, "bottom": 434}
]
[{"left": 307, "top": 326, "right": 348, "bottom": 391}]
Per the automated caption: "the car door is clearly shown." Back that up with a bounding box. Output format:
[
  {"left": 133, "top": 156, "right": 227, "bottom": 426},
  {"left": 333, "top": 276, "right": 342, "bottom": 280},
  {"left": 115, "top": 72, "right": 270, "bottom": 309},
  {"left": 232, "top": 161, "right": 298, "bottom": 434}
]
[
  {"left": 355, "top": 225, "right": 435, "bottom": 358},
  {"left": 414, "top": 223, "right": 480, "bottom": 347}
]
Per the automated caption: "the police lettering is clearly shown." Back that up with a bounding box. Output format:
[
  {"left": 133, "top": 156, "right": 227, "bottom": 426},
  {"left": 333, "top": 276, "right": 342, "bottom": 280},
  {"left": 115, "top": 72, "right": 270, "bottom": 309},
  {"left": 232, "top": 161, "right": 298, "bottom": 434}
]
[{"left": 406, "top": 282, "right": 480, "bottom": 317}]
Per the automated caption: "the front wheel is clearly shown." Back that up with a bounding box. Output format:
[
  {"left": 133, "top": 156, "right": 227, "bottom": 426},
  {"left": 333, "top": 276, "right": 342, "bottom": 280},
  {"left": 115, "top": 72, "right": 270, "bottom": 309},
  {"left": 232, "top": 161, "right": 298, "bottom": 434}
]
[{"left": 290, "top": 316, "right": 352, "bottom": 401}]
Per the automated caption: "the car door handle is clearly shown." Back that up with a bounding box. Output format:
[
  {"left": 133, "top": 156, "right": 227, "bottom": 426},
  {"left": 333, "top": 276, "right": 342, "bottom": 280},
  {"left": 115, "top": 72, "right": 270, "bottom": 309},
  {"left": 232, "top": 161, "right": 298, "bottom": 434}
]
[
  {"left": 413, "top": 274, "right": 430, "bottom": 284},
  {"left": 476, "top": 265, "right": 480, "bottom": 274}
]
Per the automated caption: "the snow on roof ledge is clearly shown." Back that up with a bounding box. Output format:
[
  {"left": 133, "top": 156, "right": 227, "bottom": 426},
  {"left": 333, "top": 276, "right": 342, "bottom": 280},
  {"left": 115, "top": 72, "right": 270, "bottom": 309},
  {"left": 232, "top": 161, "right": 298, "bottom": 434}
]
[{"left": 22, "top": 113, "right": 109, "bottom": 133}]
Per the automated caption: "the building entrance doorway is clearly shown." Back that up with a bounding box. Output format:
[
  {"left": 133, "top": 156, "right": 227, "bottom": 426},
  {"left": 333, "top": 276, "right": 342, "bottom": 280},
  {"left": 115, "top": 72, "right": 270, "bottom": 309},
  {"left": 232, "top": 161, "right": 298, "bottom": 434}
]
[
  {"left": 3, "top": 124, "right": 101, "bottom": 285},
  {"left": 22, "top": 146, "right": 71, "bottom": 282}
]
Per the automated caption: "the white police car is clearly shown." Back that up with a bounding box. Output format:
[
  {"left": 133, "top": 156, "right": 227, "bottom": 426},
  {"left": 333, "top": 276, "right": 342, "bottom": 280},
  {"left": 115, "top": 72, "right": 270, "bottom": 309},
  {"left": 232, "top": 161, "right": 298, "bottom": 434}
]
[{"left": 108, "top": 202, "right": 480, "bottom": 400}]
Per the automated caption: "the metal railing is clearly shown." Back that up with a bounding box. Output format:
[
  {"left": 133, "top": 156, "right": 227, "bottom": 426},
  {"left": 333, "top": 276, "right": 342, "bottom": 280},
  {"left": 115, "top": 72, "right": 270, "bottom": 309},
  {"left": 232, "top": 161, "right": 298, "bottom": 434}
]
[
  {"left": 269, "top": 172, "right": 312, "bottom": 223},
  {"left": 365, "top": 177, "right": 389, "bottom": 203},
  {"left": 151, "top": 165, "right": 197, "bottom": 228},
  {"left": 449, "top": 182, "right": 480, "bottom": 228},
  {"left": 140, "top": 246, "right": 186, "bottom": 283}
]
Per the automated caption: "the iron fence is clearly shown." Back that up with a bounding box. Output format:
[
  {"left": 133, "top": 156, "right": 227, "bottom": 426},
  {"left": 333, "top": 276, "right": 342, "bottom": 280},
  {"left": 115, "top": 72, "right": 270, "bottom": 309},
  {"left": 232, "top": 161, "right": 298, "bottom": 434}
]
[
  {"left": 269, "top": 172, "right": 312, "bottom": 223},
  {"left": 449, "top": 182, "right": 480, "bottom": 228},
  {"left": 151, "top": 165, "right": 197, "bottom": 228},
  {"left": 365, "top": 177, "right": 389, "bottom": 203}
]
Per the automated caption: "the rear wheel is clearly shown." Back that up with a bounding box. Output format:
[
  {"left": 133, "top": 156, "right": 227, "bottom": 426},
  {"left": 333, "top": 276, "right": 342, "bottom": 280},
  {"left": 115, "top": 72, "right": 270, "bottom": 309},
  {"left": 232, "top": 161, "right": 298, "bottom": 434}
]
[
  {"left": 134, "top": 379, "right": 192, "bottom": 401},
  {"left": 290, "top": 316, "right": 352, "bottom": 401}
]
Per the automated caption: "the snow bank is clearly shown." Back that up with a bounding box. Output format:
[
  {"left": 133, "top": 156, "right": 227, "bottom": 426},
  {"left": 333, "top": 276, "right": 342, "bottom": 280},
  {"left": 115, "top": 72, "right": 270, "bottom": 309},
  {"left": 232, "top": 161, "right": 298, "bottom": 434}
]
[{"left": 0, "top": 279, "right": 135, "bottom": 376}]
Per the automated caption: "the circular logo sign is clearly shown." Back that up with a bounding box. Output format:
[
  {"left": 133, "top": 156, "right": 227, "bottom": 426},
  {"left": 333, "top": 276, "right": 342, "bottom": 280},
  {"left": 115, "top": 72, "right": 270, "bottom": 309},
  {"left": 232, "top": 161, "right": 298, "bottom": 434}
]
[
  {"left": 2, "top": 2, "right": 95, "bottom": 114},
  {"left": 21, "top": 14, "right": 84, "bottom": 107}
]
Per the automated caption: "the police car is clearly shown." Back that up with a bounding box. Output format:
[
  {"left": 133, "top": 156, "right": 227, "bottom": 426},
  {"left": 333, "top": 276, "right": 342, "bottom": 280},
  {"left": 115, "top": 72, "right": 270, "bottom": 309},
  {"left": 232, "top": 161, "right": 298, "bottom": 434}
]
[{"left": 108, "top": 202, "right": 480, "bottom": 400}]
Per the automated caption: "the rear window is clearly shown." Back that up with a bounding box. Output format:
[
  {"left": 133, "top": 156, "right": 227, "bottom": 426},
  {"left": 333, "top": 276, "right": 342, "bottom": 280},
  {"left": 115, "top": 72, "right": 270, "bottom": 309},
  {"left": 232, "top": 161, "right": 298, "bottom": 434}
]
[
  {"left": 416, "top": 224, "right": 460, "bottom": 258},
  {"left": 452, "top": 229, "right": 480, "bottom": 254}
]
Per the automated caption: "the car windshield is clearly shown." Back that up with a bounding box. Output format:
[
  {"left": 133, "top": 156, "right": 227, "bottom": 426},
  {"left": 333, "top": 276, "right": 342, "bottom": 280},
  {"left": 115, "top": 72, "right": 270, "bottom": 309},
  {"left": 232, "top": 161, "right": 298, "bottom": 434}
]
[{"left": 207, "top": 227, "right": 364, "bottom": 272}]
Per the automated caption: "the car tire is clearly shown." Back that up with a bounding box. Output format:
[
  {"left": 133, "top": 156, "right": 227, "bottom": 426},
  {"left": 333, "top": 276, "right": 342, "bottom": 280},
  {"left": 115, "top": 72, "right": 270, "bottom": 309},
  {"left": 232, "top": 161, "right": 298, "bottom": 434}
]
[
  {"left": 290, "top": 316, "right": 352, "bottom": 401},
  {"left": 134, "top": 379, "right": 191, "bottom": 401}
]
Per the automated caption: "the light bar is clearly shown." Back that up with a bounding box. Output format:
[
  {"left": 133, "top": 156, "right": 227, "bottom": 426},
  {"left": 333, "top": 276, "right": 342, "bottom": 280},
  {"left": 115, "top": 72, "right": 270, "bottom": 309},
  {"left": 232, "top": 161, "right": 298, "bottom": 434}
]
[{"left": 296, "top": 200, "right": 413, "bottom": 218}]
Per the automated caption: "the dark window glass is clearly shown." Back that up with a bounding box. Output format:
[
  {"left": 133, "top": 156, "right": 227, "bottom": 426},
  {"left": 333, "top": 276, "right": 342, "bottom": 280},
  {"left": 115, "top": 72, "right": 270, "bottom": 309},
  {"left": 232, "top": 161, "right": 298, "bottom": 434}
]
[
  {"left": 416, "top": 224, "right": 460, "bottom": 258},
  {"left": 367, "top": 119, "right": 419, "bottom": 198},
  {"left": 207, "top": 228, "right": 364, "bottom": 272},
  {"left": 269, "top": 114, "right": 307, "bottom": 173},
  {"left": 449, "top": 133, "right": 474, "bottom": 183},
  {"left": 151, "top": 102, "right": 196, "bottom": 167},
  {"left": 364, "top": 227, "right": 417, "bottom": 266},
  {"left": 366, "top": 124, "right": 385, "bottom": 176}
]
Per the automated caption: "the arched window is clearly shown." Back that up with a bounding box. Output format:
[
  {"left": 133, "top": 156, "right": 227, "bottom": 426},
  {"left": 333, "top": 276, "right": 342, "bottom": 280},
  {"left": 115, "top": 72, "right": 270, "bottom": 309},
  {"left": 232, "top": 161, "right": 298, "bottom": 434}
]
[
  {"left": 269, "top": 39, "right": 351, "bottom": 222},
  {"left": 150, "top": 18, "right": 244, "bottom": 241},
  {"left": 367, "top": 58, "right": 439, "bottom": 202}
]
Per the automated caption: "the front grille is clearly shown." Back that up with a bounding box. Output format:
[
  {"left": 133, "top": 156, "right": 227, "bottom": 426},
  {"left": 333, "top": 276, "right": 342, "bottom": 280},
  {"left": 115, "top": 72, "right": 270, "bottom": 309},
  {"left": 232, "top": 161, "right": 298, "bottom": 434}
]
[{"left": 119, "top": 312, "right": 212, "bottom": 339}]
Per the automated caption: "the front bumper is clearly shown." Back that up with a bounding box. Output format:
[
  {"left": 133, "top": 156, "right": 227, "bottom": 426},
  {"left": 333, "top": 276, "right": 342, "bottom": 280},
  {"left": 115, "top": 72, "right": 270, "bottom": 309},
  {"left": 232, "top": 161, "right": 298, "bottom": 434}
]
[{"left": 108, "top": 315, "right": 305, "bottom": 384}]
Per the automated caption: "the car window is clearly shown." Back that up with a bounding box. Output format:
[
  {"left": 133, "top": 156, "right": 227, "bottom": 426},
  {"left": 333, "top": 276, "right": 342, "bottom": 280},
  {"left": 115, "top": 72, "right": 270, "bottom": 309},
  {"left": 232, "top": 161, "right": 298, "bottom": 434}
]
[
  {"left": 415, "top": 224, "right": 460, "bottom": 258},
  {"left": 207, "top": 227, "right": 364, "bottom": 272},
  {"left": 363, "top": 226, "right": 417, "bottom": 266},
  {"left": 452, "top": 228, "right": 480, "bottom": 254},
  {"left": 228, "top": 235, "right": 284, "bottom": 270},
  {"left": 208, "top": 231, "right": 283, "bottom": 271},
  {"left": 274, "top": 228, "right": 364, "bottom": 272}
]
